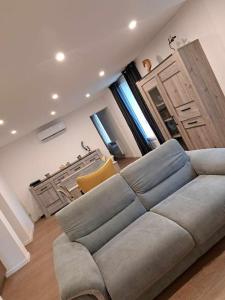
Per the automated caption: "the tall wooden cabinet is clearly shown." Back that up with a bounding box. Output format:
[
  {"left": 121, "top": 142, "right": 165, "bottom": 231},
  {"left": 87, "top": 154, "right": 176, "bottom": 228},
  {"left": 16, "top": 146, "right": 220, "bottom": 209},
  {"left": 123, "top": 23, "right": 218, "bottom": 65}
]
[{"left": 137, "top": 40, "right": 225, "bottom": 150}]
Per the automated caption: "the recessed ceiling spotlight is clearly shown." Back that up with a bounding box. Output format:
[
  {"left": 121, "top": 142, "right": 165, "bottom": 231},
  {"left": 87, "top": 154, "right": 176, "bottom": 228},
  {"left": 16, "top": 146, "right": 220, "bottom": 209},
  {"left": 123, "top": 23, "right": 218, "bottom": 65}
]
[
  {"left": 99, "top": 70, "right": 105, "bottom": 77},
  {"left": 11, "top": 130, "right": 17, "bottom": 135},
  {"left": 50, "top": 111, "right": 56, "bottom": 116},
  {"left": 55, "top": 52, "right": 65, "bottom": 62},
  {"left": 0, "top": 119, "right": 4, "bottom": 125},
  {"left": 128, "top": 20, "right": 137, "bottom": 30},
  {"left": 85, "top": 93, "right": 90, "bottom": 98},
  {"left": 52, "top": 93, "right": 59, "bottom": 100}
]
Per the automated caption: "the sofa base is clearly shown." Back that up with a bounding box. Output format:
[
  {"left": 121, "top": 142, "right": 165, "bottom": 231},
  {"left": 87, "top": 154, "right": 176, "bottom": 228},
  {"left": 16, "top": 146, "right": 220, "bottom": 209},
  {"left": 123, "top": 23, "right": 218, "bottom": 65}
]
[{"left": 138, "top": 225, "right": 225, "bottom": 300}]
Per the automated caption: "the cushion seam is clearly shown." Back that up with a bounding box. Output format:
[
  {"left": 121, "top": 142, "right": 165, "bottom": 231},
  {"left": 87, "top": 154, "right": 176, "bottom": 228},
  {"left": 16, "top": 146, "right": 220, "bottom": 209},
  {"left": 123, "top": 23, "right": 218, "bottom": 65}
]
[{"left": 150, "top": 211, "right": 197, "bottom": 246}]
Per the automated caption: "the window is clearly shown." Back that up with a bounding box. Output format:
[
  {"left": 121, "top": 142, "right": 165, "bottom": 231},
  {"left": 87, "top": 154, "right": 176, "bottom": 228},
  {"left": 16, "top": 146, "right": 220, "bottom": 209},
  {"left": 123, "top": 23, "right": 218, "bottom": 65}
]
[{"left": 117, "top": 76, "right": 159, "bottom": 146}]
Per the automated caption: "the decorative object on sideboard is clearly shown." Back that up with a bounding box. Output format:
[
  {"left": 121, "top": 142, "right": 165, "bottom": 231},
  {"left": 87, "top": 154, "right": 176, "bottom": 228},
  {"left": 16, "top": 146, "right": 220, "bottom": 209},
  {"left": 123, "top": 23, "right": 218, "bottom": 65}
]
[
  {"left": 168, "top": 35, "right": 177, "bottom": 51},
  {"left": 81, "top": 141, "right": 91, "bottom": 153},
  {"left": 59, "top": 165, "right": 66, "bottom": 170},
  {"left": 142, "top": 59, "right": 152, "bottom": 74},
  {"left": 45, "top": 173, "right": 50, "bottom": 178}
]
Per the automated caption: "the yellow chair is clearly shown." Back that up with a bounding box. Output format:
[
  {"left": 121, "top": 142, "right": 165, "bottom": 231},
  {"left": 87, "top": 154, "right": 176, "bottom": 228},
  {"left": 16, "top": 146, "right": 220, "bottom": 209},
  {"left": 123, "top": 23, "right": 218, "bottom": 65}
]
[{"left": 76, "top": 158, "right": 117, "bottom": 193}]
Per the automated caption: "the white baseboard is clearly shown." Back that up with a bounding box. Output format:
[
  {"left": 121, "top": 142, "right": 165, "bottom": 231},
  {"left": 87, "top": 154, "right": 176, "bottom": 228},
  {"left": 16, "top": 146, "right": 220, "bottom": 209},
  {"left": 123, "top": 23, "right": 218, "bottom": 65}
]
[
  {"left": 6, "top": 252, "right": 30, "bottom": 277},
  {"left": 23, "top": 226, "right": 34, "bottom": 246}
]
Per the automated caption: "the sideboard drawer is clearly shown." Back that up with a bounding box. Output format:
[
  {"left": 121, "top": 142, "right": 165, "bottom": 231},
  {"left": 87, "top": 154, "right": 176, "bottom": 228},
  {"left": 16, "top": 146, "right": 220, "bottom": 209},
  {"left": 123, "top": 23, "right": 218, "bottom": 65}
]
[
  {"left": 182, "top": 116, "right": 205, "bottom": 129},
  {"left": 68, "top": 162, "right": 85, "bottom": 174},
  {"left": 84, "top": 153, "right": 101, "bottom": 165},
  {"left": 53, "top": 171, "right": 70, "bottom": 185},
  {"left": 176, "top": 102, "right": 201, "bottom": 121}
]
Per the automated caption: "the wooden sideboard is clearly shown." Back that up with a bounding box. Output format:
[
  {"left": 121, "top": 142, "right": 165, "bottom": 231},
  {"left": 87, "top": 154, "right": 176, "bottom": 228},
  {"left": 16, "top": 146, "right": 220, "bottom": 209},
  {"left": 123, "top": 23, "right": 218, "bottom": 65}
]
[
  {"left": 30, "top": 150, "right": 102, "bottom": 217},
  {"left": 137, "top": 39, "right": 225, "bottom": 150}
]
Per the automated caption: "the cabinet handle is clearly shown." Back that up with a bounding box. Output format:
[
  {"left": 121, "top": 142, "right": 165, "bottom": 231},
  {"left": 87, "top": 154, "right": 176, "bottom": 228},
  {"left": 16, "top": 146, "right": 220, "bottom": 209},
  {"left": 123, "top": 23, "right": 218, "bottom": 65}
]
[
  {"left": 181, "top": 107, "right": 191, "bottom": 112},
  {"left": 74, "top": 166, "right": 81, "bottom": 171},
  {"left": 187, "top": 121, "right": 198, "bottom": 125}
]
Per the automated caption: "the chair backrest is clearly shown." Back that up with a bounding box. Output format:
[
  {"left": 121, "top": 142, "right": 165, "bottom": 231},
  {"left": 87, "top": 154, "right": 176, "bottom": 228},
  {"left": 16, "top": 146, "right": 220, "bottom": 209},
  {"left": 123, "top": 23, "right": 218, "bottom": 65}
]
[
  {"left": 121, "top": 139, "right": 197, "bottom": 210},
  {"left": 76, "top": 158, "right": 117, "bottom": 193},
  {"left": 56, "top": 174, "right": 146, "bottom": 253},
  {"left": 57, "top": 186, "right": 74, "bottom": 203}
]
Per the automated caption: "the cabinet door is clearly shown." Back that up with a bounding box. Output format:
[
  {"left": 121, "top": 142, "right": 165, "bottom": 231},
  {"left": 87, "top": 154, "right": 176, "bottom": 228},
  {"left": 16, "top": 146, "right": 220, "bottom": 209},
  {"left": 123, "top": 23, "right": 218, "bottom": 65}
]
[
  {"left": 159, "top": 62, "right": 196, "bottom": 108},
  {"left": 37, "top": 184, "right": 61, "bottom": 207},
  {"left": 140, "top": 77, "right": 190, "bottom": 149},
  {"left": 158, "top": 61, "right": 217, "bottom": 149}
]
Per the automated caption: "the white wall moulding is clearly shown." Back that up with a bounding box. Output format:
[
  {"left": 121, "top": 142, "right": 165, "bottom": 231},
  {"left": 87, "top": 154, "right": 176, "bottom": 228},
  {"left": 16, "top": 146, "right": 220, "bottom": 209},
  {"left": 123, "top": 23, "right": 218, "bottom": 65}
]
[{"left": 0, "top": 211, "right": 30, "bottom": 277}]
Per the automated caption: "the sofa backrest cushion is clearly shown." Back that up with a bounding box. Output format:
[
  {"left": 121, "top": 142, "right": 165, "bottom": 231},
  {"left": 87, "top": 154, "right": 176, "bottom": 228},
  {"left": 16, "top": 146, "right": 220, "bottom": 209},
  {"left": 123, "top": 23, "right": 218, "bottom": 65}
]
[
  {"left": 121, "top": 139, "right": 197, "bottom": 210},
  {"left": 56, "top": 174, "right": 146, "bottom": 254}
]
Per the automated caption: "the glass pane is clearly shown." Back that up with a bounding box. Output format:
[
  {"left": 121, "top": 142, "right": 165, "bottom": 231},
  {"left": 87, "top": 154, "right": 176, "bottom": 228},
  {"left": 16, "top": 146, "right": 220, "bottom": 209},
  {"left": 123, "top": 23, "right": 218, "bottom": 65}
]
[{"left": 148, "top": 87, "right": 187, "bottom": 149}]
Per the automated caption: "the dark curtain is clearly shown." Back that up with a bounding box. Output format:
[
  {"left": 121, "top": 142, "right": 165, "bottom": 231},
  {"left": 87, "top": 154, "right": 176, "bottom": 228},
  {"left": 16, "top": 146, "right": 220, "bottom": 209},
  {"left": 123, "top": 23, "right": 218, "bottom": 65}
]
[
  {"left": 110, "top": 82, "right": 151, "bottom": 155},
  {"left": 122, "top": 61, "right": 164, "bottom": 144}
]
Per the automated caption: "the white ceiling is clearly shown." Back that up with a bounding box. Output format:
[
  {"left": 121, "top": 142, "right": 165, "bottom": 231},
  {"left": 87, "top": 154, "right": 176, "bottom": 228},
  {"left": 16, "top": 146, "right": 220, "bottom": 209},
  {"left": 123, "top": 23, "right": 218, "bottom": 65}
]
[{"left": 0, "top": 0, "right": 185, "bottom": 148}]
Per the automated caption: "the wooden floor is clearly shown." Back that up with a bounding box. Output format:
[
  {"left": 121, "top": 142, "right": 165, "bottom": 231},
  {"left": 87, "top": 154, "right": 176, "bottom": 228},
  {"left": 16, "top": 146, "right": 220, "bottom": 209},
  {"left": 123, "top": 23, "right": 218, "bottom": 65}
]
[
  {"left": 2, "top": 157, "right": 225, "bottom": 300},
  {"left": 2, "top": 216, "right": 225, "bottom": 300},
  {"left": 2, "top": 217, "right": 62, "bottom": 300}
]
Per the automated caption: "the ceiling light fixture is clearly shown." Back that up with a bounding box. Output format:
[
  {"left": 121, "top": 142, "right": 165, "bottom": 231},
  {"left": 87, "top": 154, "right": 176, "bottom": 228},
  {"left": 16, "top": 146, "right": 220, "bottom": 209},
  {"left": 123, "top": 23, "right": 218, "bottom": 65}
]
[
  {"left": 99, "top": 70, "right": 105, "bottom": 77},
  {"left": 85, "top": 93, "right": 90, "bottom": 98},
  {"left": 50, "top": 111, "right": 56, "bottom": 116},
  {"left": 55, "top": 52, "right": 65, "bottom": 62},
  {"left": 128, "top": 20, "right": 137, "bottom": 30},
  {"left": 0, "top": 119, "right": 4, "bottom": 125},
  {"left": 52, "top": 93, "right": 59, "bottom": 100},
  {"left": 11, "top": 130, "right": 17, "bottom": 135}
]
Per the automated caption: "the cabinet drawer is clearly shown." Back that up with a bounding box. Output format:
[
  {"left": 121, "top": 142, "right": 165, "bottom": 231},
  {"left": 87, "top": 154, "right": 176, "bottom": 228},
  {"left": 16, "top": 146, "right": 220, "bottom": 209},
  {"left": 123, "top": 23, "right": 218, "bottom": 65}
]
[
  {"left": 53, "top": 171, "right": 69, "bottom": 185},
  {"left": 182, "top": 116, "right": 205, "bottom": 129},
  {"left": 69, "top": 162, "right": 85, "bottom": 174},
  {"left": 176, "top": 102, "right": 201, "bottom": 121},
  {"left": 34, "top": 183, "right": 52, "bottom": 194},
  {"left": 84, "top": 154, "right": 101, "bottom": 165}
]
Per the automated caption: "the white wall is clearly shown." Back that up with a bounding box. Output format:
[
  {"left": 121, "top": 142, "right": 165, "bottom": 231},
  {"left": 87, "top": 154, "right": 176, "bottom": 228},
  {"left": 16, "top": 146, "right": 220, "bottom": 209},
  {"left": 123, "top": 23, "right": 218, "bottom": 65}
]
[
  {"left": 0, "top": 174, "right": 34, "bottom": 245},
  {"left": 136, "top": 0, "right": 225, "bottom": 96},
  {"left": 4, "top": 0, "right": 224, "bottom": 222},
  {"left": 0, "top": 210, "right": 30, "bottom": 277},
  {"left": 0, "top": 93, "right": 140, "bottom": 221}
]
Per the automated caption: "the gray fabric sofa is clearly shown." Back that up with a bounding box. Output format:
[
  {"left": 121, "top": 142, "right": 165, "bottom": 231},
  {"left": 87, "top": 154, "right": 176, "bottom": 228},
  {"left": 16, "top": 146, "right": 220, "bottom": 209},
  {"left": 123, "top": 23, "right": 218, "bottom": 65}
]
[{"left": 53, "top": 139, "right": 225, "bottom": 300}]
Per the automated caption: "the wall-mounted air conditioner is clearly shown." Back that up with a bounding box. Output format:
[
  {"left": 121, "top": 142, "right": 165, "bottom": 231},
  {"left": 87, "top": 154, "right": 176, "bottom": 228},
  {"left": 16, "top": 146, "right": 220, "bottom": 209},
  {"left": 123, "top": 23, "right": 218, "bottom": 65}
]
[{"left": 37, "top": 121, "right": 66, "bottom": 142}]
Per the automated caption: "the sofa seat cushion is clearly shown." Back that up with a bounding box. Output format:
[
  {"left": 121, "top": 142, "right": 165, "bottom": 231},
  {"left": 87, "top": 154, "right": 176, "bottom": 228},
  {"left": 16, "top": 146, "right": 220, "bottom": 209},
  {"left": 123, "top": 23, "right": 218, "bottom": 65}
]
[
  {"left": 94, "top": 212, "right": 194, "bottom": 300},
  {"left": 152, "top": 175, "right": 225, "bottom": 245}
]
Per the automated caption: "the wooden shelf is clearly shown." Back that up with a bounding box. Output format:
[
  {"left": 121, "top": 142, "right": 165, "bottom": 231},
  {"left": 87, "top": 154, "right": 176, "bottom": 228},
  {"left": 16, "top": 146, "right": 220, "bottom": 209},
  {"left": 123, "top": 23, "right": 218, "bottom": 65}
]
[{"left": 172, "top": 133, "right": 182, "bottom": 139}]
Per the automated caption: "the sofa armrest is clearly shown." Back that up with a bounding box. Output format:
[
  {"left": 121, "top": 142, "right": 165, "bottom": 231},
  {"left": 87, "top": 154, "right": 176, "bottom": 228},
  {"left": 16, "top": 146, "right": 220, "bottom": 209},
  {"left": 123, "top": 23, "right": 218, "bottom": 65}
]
[
  {"left": 53, "top": 234, "right": 109, "bottom": 300},
  {"left": 186, "top": 148, "right": 225, "bottom": 175}
]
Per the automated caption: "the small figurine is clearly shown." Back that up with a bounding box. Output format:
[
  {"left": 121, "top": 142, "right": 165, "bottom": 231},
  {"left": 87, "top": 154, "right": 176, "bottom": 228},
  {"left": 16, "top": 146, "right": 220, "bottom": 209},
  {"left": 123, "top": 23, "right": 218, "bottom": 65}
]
[
  {"left": 168, "top": 35, "right": 177, "bottom": 51},
  {"left": 81, "top": 141, "right": 91, "bottom": 153},
  {"left": 142, "top": 59, "right": 152, "bottom": 73}
]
